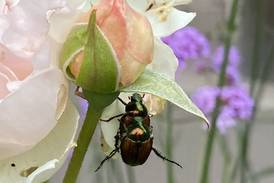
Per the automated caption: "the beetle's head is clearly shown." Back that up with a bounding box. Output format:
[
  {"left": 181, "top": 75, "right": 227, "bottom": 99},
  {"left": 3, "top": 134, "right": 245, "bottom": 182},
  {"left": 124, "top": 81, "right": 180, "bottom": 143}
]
[{"left": 131, "top": 93, "right": 143, "bottom": 103}]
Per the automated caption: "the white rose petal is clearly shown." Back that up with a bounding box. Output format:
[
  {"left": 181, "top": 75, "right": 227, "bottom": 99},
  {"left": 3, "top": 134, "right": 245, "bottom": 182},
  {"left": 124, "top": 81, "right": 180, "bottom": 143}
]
[
  {"left": 127, "top": 0, "right": 147, "bottom": 12},
  {"left": 147, "top": 38, "right": 178, "bottom": 79},
  {"left": 0, "top": 0, "right": 87, "bottom": 57},
  {"left": 31, "top": 40, "right": 51, "bottom": 71},
  {"left": 174, "top": 0, "right": 192, "bottom": 6},
  {"left": 6, "top": 80, "right": 22, "bottom": 92},
  {"left": 0, "top": 68, "right": 68, "bottom": 160},
  {"left": 127, "top": 0, "right": 195, "bottom": 37},
  {"left": 128, "top": 0, "right": 192, "bottom": 12},
  {"left": 48, "top": 11, "right": 82, "bottom": 43},
  {"left": 48, "top": 0, "right": 90, "bottom": 44},
  {"left": 146, "top": 9, "right": 196, "bottom": 37},
  {"left": 0, "top": 101, "right": 79, "bottom": 183}
]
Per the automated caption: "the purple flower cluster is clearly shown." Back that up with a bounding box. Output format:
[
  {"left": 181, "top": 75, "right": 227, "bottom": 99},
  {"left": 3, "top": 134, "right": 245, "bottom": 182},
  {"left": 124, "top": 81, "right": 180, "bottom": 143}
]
[
  {"left": 162, "top": 26, "right": 210, "bottom": 69},
  {"left": 161, "top": 25, "right": 254, "bottom": 134},
  {"left": 191, "top": 86, "right": 220, "bottom": 114},
  {"left": 192, "top": 86, "right": 254, "bottom": 134},
  {"left": 196, "top": 46, "right": 242, "bottom": 85},
  {"left": 211, "top": 46, "right": 242, "bottom": 86},
  {"left": 162, "top": 27, "right": 241, "bottom": 86}
]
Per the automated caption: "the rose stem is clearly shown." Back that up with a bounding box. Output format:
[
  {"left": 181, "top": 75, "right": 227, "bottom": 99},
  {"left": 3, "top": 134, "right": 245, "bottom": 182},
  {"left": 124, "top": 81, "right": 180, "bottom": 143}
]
[
  {"left": 63, "top": 105, "right": 102, "bottom": 183},
  {"left": 199, "top": 0, "right": 239, "bottom": 182}
]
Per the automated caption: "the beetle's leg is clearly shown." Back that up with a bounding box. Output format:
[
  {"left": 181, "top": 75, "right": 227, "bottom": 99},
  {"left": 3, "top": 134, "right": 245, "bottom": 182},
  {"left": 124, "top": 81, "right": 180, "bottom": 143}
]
[
  {"left": 118, "top": 97, "right": 127, "bottom": 106},
  {"left": 95, "top": 148, "right": 119, "bottom": 172},
  {"left": 152, "top": 147, "right": 183, "bottom": 168},
  {"left": 100, "top": 113, "right": 124, "bottom": 122},
  {"left": 114, "top": 131, "right": 120, "bottom": 150}
]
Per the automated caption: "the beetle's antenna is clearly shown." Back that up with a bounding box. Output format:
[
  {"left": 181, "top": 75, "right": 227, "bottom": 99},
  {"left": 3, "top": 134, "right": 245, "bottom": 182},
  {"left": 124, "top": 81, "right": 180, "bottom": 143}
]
[
  {"left": 152, "top": 147, "right": 183, "bottom": 168},
  {"left": 100, "top": 113, "right": 124, "bottom": 122},
  {"left": 118, "top": 97, "right": 127, "bottom": 106},
  {"left": 95, "top": 148, "right": 119, "bottom": 172}
]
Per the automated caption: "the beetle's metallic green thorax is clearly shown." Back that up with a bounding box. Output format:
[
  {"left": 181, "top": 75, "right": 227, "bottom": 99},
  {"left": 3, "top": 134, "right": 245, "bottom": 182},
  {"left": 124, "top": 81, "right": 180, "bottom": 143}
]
[{"left": 123, "top": 116, "right": 151, "bottom": 142}]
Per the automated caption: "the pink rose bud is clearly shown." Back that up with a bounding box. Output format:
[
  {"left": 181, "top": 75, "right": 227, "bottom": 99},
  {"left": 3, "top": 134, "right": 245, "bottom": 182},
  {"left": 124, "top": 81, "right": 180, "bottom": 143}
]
[{"left": 72, "top": 0, "right": 154, "bottom": 86}]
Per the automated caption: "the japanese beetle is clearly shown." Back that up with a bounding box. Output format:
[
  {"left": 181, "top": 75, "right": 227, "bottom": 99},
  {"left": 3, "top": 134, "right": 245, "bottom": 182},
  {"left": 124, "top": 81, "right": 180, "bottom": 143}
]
[{"left": 95, "top": 93, "right": 182, "bottom": 171}]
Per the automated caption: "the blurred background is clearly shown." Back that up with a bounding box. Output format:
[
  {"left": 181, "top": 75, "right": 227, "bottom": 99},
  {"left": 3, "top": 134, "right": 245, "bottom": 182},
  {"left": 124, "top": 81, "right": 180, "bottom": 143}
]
[{"left": 51, "top": 0, "right": 274, "bottom": 182}]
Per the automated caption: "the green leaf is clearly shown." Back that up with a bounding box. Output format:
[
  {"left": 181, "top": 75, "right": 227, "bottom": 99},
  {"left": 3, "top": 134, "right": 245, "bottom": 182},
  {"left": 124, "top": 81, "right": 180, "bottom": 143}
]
[
  {"left": 76, "top": 11, "right": 120, "bottom": 93},
  {"left": 121, "top": 70, "right": 209, "bottom": 126}
]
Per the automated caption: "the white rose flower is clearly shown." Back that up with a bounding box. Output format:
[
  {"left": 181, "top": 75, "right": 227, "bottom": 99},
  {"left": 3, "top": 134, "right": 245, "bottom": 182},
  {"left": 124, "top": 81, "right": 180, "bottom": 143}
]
[{"left": 0, "top": 0, "right": 88, "bottom": 182}]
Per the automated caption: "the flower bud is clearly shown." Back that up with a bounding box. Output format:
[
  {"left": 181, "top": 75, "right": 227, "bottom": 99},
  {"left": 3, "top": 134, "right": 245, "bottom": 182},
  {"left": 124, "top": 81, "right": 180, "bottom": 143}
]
[
  {"left": 61, "top": 11, "right": 120, "bottom": 93},
  {"left": 70, "top": 0, "right": 154, "bottom": 87}
]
